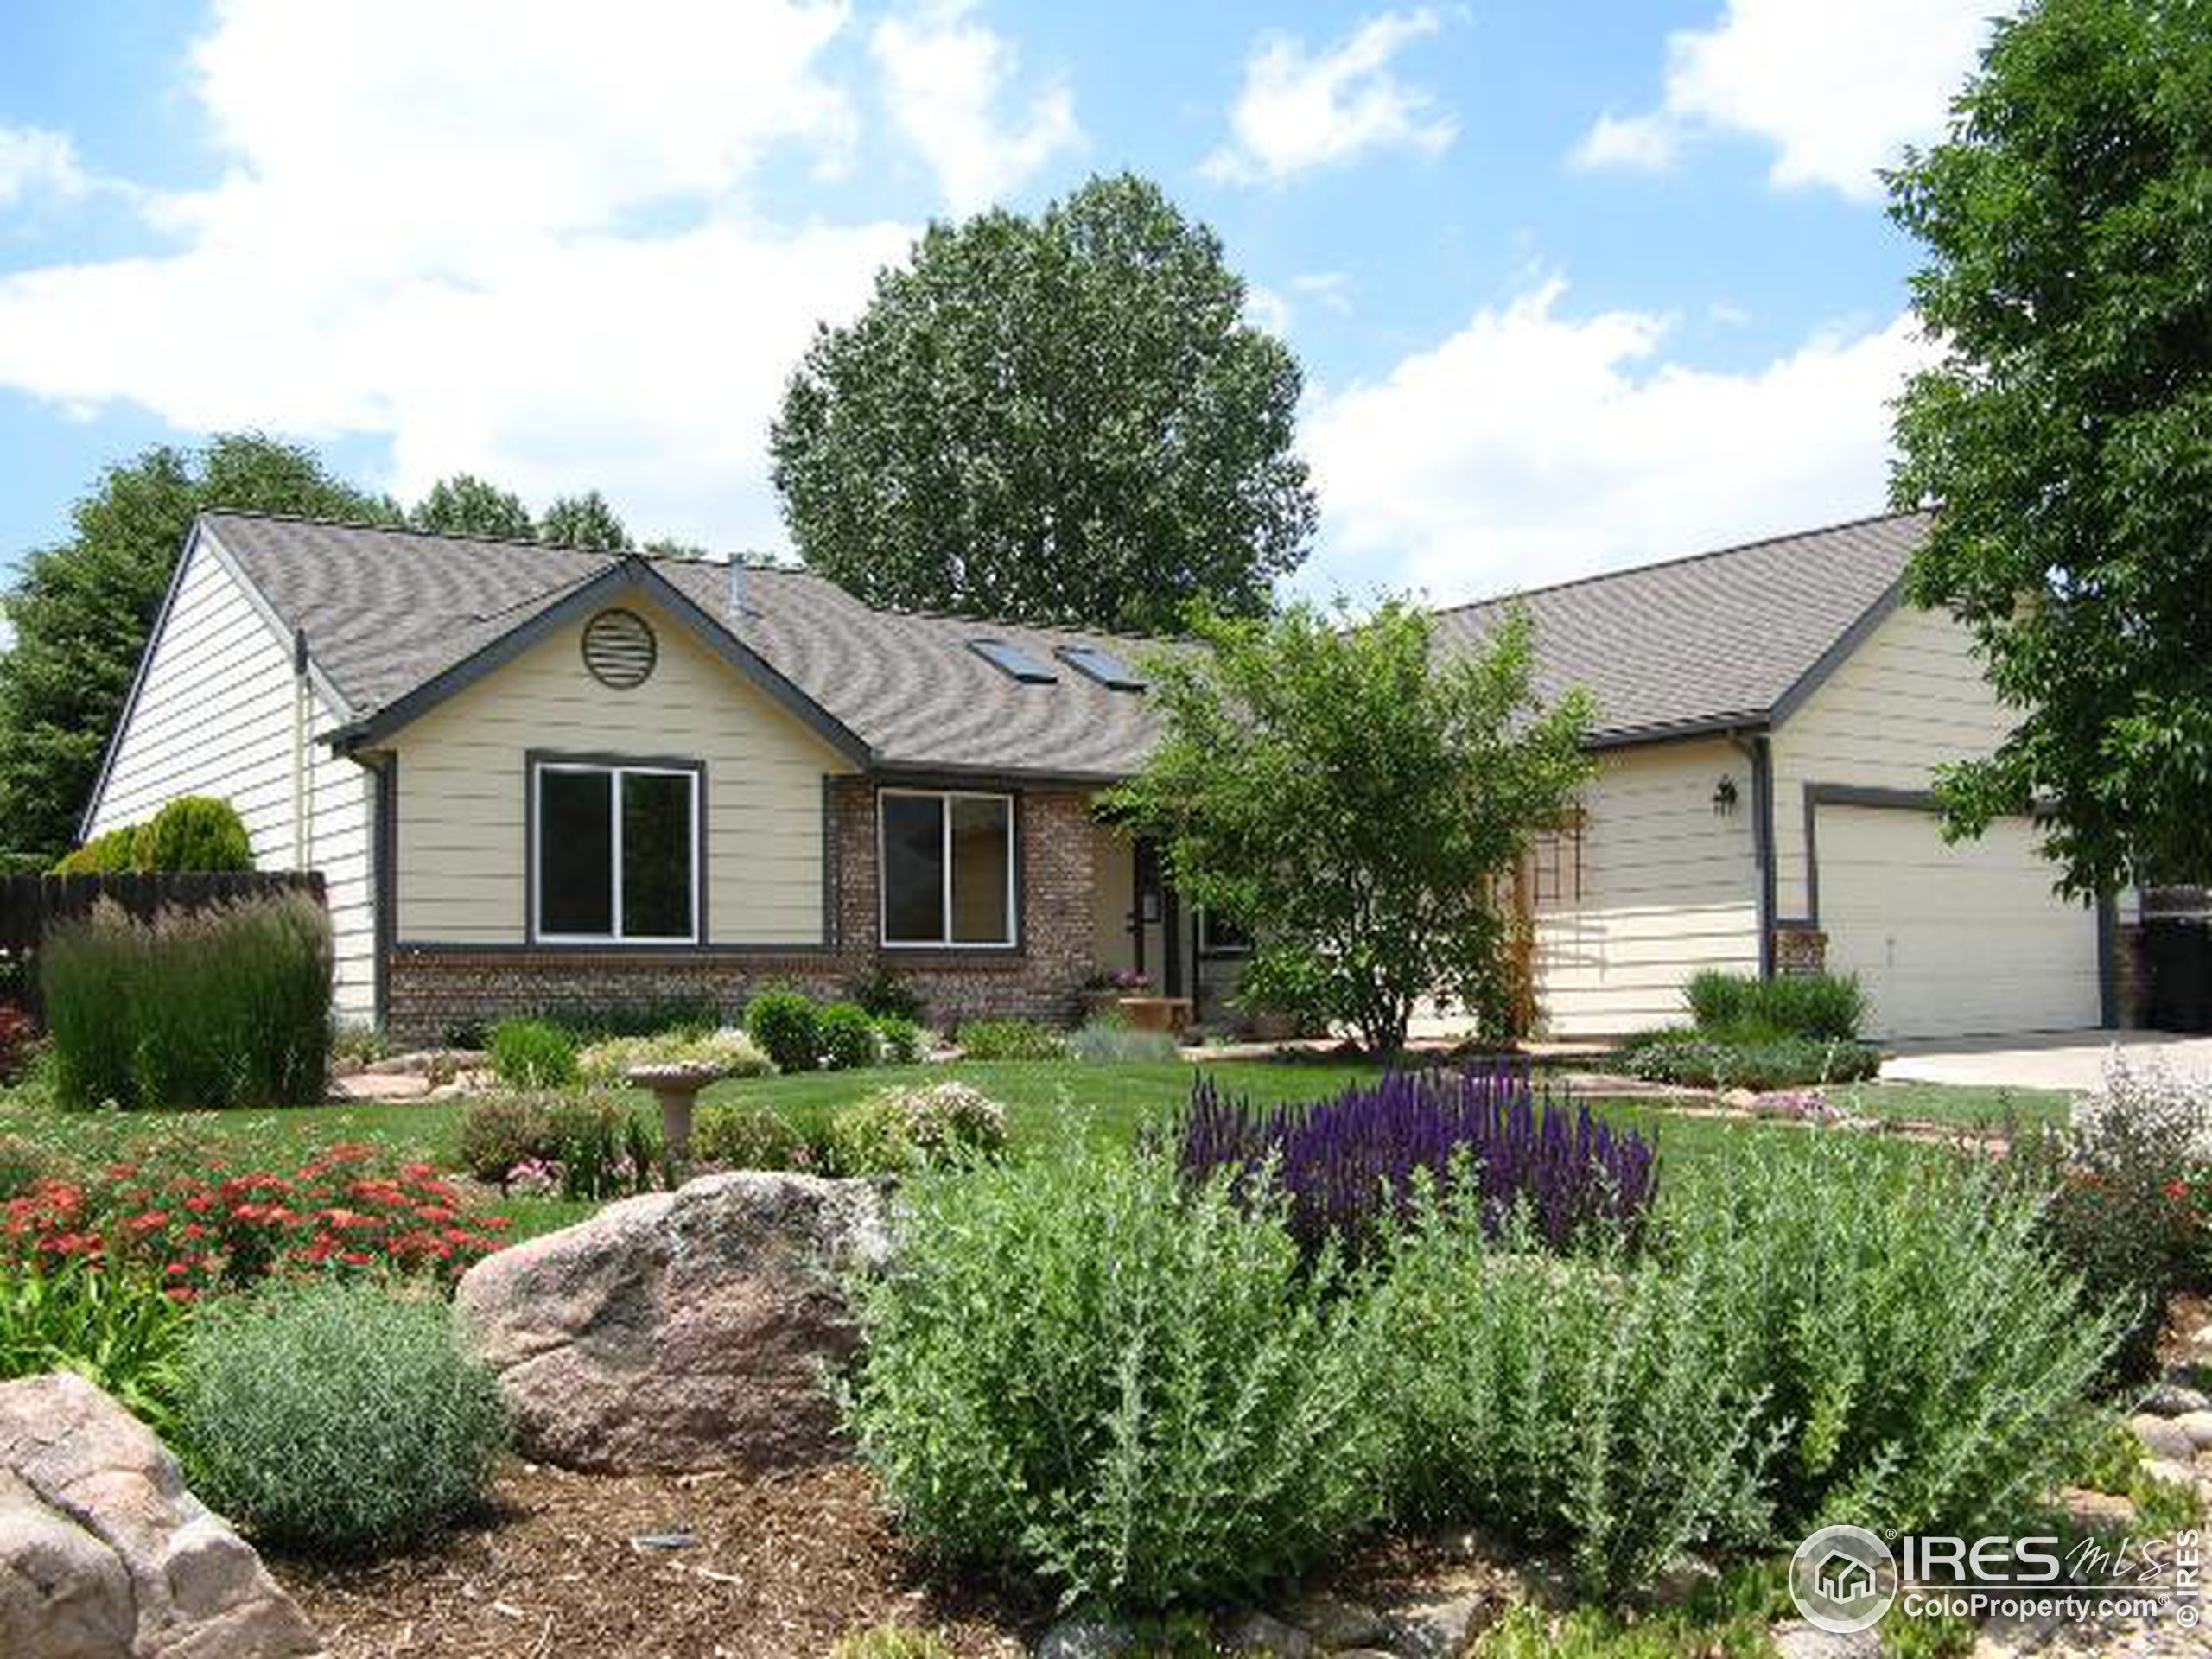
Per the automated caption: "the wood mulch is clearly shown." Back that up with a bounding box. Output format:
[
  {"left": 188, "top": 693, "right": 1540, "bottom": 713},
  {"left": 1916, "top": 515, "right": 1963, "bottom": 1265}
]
[{"left": 270, "top": 1458, "right": 1034, "bottom": 1659}]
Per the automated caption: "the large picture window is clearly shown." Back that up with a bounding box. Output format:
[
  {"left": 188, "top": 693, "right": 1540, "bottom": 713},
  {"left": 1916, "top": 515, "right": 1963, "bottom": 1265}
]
[
  {"left": 880, "top": 789, "right": 1014, "bottom": 947},
  {"left": 533, "top": 760, "right": 700, "bottom": 942}
]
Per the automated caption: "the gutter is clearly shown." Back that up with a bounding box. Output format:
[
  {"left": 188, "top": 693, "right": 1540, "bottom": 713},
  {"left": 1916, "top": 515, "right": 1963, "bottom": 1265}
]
[{"left": 1729, "top": 729, "right": 1777, "bottom": 978}]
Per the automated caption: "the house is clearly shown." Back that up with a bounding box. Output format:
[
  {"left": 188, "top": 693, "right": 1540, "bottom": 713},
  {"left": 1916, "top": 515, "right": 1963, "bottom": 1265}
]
[
  {"left": 1429, "top": 509, "right": 2110, "bottom": 1041},
  {"left": 81, "top": 508, "right": 2113, "bottom": 1046}
]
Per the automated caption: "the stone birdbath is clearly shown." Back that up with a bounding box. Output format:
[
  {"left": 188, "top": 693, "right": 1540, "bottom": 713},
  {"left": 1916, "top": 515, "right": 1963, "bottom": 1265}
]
[{"left": 626, "top": 1059, "right": 726, "bottom": 1185}]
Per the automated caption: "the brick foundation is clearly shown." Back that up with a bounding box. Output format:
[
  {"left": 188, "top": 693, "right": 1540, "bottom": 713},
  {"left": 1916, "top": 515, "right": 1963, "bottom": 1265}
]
[
  {"left": 1772, "top": 925, "right": 1827, "bottom": 976},
  {"left": 385, "top": 782, "right": 1100, "bottom": 1045}
]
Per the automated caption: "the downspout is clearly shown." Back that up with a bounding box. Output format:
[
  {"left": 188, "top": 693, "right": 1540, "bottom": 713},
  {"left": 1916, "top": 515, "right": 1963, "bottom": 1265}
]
[
  {"left": 290, "top": 626, "right": 311, "bottom": 871},
  {"left": 1730, "top": 730, "right": 1776, "bottom": 978}
]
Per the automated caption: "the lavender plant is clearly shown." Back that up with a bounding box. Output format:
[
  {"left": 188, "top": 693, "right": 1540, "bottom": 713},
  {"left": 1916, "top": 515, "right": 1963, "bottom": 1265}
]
[{"left": 1179, "top": 1066, "right": 1656, "bottom": 1260}]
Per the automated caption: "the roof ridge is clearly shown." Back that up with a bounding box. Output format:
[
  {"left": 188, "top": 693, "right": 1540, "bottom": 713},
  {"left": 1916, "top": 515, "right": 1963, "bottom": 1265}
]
[
  {"left": 1429, "top": 505, "right": 1929, "bottom": 618},
  {"left": 197, "top": 506, "right": 790, "bottom": 569},
  {"left": 857, "top": 594, "right": 1175, "bottom": 647}
]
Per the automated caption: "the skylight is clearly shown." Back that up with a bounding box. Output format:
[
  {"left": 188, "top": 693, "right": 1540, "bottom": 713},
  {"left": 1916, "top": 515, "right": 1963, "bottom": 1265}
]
[
  {"left": 969, "top": 638, "right": 1058, "bottom": 683},
  {"left": 1058, "top": 645, "right": 1146, "bottom": 691}
]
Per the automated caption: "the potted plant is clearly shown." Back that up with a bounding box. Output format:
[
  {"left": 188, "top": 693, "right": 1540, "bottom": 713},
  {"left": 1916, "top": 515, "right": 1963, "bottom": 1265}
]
[{"left": 1079, "top": 968, "right": 1151, "bottom": 1023}]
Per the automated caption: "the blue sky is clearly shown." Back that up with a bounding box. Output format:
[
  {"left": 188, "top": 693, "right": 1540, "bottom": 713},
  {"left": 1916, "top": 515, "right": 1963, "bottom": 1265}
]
[{"left": 0, "top": 0, "right": 2007, "bottom": 635}]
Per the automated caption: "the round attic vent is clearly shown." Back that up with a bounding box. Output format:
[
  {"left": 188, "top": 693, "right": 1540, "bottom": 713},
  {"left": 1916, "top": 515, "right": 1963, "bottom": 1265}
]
[{"left": 582, "top": 608, "right": 657, "bottom": 689}]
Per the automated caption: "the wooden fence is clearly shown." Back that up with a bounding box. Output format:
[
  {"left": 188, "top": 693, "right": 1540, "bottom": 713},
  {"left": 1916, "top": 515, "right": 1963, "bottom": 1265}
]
[{"left": 0, "top": 872, "right": 326, "bottom": 1009}]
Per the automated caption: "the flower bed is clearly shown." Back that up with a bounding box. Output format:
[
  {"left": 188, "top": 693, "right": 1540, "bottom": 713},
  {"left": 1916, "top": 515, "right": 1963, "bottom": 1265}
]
[
  {"left": 1617, "top": 1030, "right": 1882, "bottom": 1090},
  {"left": 3, "top": 1140, "right": 511, "bottom": 1296},
  {"left": 845, "top": 1123, "right": 2123, "bottom": 1610},
  {"left": 1180, "top": 1066, "right": 1656, "bottom": 1260}
]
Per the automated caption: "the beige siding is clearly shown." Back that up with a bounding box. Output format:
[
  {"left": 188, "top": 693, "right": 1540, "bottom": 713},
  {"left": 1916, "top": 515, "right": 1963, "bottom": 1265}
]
[
  {"left": 1771, "top": 601, "right": 2096, "bottom": 1037},
  {"left": 1530, "top": 738, "right": 1761, "bottom": 1038},
  {"left": 86, "top": 531, "right": 378, "bottom": 1021},
  {"left": 1769, "top": 602, "right": 2020, "bottom": 918},
  {"left": 388, "top": 596, "right": 855, "bottom": 945}
]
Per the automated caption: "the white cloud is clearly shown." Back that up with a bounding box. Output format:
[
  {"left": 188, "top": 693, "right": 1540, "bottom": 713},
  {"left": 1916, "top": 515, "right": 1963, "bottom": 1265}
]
[
  {"left": 1300, "top": 279, "right": 1931, "bottom": 603},
  {"left": 0, "top": 125, "right": 92, "bottom": 210},
  {"left": 1203, "top": 10, "right": 1455, "bottom": 188},
  {"left": 1293, "top": 270, "right": 1356, "bottom": 314},
  {"left": 1244, "top": 283, "right": 1294, "bottom": 335},
  {"left": 1570, "top": 111, "right": 1679, "bottom": 174},
  {"left": 1573, "top": 0, "right": 2000, "bottom": 199},
  {"left": 0, "top": 0, "right": 918, "bottom": 550},
  {"left": 870, "top": 1, "right": 1080, "bottom": 214}
]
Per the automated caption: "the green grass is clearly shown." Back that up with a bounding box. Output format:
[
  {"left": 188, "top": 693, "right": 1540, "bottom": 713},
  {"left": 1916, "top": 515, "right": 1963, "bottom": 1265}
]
[
  {"left": 0, "top": 1055, "right": 1879, "bottom": 1245},
  {"left": 1820, "top": 1079, "right": 2070, "bottom": 1130},
  {"left": 695, "top": 1057, "right": 1384, "bottom": 1152}
]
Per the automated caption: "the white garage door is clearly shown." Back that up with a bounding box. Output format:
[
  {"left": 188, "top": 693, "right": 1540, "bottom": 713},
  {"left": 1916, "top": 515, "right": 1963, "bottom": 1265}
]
[{"left": 1817, "top": 804, "right": 2101, "bottom": 1039}]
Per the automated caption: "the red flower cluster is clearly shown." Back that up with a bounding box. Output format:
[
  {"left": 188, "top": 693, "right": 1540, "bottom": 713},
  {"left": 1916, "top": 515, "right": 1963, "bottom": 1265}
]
[{"left": 3, "top": 1141, "right": 511, "bottom": 1297}]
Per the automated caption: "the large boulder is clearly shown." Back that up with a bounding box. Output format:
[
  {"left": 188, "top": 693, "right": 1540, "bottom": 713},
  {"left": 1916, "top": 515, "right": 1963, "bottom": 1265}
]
[
  {"left": 0, "top": 1371, "right": 319, "bottom": 1659},
  {"left": 455, "top": 1170, "right": 893, "bottom": 1472}
]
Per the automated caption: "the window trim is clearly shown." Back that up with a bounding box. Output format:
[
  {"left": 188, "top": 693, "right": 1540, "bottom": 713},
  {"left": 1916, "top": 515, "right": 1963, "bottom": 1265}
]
[
  {"left": 527, "top": 751, "right": 706, "bottom": 946},
  {"left": 876, "top": 785, "right": 1020, "bottom": 950}
]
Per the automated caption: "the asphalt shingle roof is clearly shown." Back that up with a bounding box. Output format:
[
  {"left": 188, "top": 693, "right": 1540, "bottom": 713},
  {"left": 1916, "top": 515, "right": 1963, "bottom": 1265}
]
[
  {"left": 204, "top": 512, "right": 1171, "bottom": 779},
  {"left": 201, "top": 507, "right": 1929, "bottom": 775},
  {"left": 1430, "top": 511, "right": 1927, "bottom": 743}
]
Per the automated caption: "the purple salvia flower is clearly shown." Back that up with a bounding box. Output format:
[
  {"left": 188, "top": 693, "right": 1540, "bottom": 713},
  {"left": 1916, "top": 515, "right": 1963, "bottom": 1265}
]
[{"left": 1179, "top": 1065, "right": 1657, "bottom": 1261}]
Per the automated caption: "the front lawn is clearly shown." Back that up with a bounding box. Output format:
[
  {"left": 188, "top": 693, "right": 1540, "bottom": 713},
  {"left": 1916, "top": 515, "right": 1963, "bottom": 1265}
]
[
  {"left": 1, "top": 1053, "right": 1841, "bottom": 1236},
  {"left": 1824, "top": 1077, "right": 2072, "bottom": 1129},
  {"left": 696, "top": 1056, "right": 1385, "bottom": 1153}
]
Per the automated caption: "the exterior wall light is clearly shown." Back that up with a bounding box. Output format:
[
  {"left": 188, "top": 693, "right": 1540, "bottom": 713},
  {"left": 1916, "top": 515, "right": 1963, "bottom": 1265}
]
[{"left": 1713, "top": 775, "right": 1739, "bottom": 817}]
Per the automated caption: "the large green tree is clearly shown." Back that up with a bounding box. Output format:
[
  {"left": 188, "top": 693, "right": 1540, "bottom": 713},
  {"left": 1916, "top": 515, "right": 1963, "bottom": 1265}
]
[
  {"left": 1, "top": 441, "right": 649, "bottom": 868},
  {"left": 1889, "top": 0, "right": 2212, "bottom": 893},
  {"left": 410, "top": 473, "right": 536, "bottom": 540},
  {"left": 0, "top": 435, "right": 396, "bottom": 869},
  {"left": 1109, "top": 601, "right": 1593, "bottom": 1053},
  {"left": 538, "top": 490, "right": 633, "bottom": 550},
  {"left": 772, "top": 173, "right": 1316, "bottom": 634}
]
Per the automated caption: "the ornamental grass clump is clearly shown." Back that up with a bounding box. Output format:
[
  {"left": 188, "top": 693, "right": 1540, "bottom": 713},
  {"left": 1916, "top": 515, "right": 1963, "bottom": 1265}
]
[
  {"left": 1179, "top": 1066, "right": 1656, "bottom": 1262},
  {"left": 41, "top": 893, "right": 331, "bottom": 1110},
  {"left": 181, "top": 1281, "right": 507, "bottom": 1556},
  {"left": 487, "top": 1018, "right": 578, "bottom": 1089},
  {"left": 841, "top": 1148, "right": 1385, "bottom": 1611}
]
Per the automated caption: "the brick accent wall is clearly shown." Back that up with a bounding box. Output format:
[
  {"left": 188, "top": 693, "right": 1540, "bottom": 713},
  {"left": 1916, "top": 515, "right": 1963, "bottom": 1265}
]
[
  {"left": 1771, "top": 925, "right": 1827, "bottom": 976},
  {"left": 385, "top": 780, "right": 1100, "bottom": 1044}
]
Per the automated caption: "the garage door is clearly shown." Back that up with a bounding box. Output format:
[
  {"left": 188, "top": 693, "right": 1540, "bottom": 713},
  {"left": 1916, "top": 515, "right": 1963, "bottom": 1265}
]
[{"left": 1817, "top": 804, "right": 2101, "bottom": 1039}]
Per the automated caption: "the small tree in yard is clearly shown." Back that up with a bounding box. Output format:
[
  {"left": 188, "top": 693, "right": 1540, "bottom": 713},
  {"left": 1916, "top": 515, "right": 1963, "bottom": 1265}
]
[{"left": 1112, "top": 602, "right": 1593, "bottom": 1054}]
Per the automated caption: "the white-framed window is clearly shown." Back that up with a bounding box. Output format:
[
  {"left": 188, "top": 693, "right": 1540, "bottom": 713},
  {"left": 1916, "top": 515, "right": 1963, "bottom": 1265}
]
[
  {"left": 531, "top": 759, "right": 702, "bottom": 944},
  {"left": 879, "top": 788, "right": 1016, "bottom": 948}
]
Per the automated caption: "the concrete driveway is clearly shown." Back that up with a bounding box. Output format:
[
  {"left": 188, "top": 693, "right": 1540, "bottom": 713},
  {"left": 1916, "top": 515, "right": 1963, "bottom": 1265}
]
[{"left": 1880, "top": 1029, "right": 2212, "bottom": 1094}]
